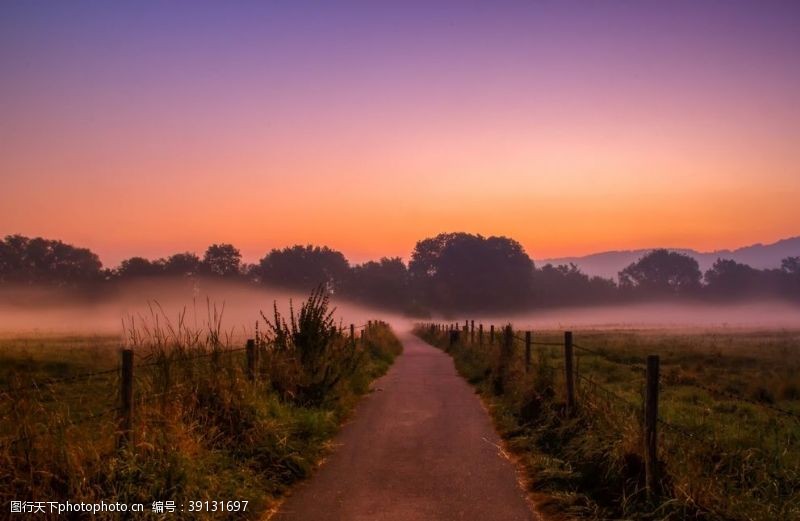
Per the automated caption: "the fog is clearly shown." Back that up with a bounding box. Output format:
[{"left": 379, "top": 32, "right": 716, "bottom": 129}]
[
  {"left": 473, "top": 301, "right": 800, "bottom": 331},
  {"left": 1, "top": 280, "right": 798, "bottom": 340},
  {"left": 0, "top": 279, "right": 412, "bottom": 339}
]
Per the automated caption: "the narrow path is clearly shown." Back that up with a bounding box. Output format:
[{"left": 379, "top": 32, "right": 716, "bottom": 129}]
[{"left": 273, "top": 332, "right": 537, "bottom": 521}]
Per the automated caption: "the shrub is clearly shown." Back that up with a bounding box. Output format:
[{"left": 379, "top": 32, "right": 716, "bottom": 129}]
[{"left": 260, "top": 286, "right": 360, "bottom": 406}]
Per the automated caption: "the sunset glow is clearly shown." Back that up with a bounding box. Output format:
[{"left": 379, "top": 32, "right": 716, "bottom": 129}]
[{"left": 2, "top": 2, "right": 799, "bottom": 266}]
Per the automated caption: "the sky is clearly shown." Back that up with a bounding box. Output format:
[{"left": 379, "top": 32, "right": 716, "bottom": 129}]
[{"left": 2, "top": 1, "right": 799, "bottom": 267}]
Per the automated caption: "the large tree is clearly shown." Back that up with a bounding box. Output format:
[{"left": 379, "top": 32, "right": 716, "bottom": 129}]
[
  {"left": 618, "top": 249, "right": 701, "bottom": 296},
  {"left": 259, "top": 245, "right": 349, "bottom": 291},
  {"left": 202, "top": 243, "right": 242, "bottom": 277},
  {"left": 409, "top": 232, "right": 533, "bottom": 311}
]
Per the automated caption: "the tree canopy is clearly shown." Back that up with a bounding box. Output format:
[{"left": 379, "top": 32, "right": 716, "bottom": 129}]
[
  {"left": 704, "top": 259, "right": 761, "bottom": 297},
  {"left": 619, "top": 249, "right": 702, "bottom": 296},
  {"left": 0, "top": 235, "right": 103, "bottom": 286},
  {"left": 345, "top": 257, "right": 410, "bottom": 310},
  {"left": 202, "top": 243, "right": 242, "bottom": 277},
  {"left": 409, "top": 232, "right": 533, "bottom": 311},
  {"left": 258, "top": 245, "right": 350, "bottom": 291},
  {"left": 2, "top": 233, "right": 798, "bottom": 310}
]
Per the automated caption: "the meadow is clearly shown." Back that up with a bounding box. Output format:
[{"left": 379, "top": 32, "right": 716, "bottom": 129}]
[
  {"left": 416, "top": 324, "right": 800, "bottom": 521},
  {"left": 0, "top": 291, "right": 402, "bottom": 520}
]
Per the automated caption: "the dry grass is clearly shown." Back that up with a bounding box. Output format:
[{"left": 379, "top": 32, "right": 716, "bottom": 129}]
[{"left": 0, "top": 294, "right": 401, "bottom": 520}]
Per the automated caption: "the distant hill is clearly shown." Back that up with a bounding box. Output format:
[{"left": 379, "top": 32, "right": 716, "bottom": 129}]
[{"left": 539, "top": 236, "right": 800, "bottom": 280}]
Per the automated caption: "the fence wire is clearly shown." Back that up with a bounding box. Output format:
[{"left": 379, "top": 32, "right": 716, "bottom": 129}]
[
  {"left": 573, "top": 342, "right": 647, "bottom": 374},
  {"left": 2, "top": 322, "right": 382, "bottom": 448},
  {"left": 577, "top": 373, "right": 641, "bottom": 413}
]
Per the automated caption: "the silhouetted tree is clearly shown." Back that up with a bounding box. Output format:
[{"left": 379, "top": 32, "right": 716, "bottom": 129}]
[
  {"left": 780, "top": 256, "right": 800, "bottom": 300},
  {"left": 163, "top": 252, "right": 202, "bottom": 277},
  {"left": 241, "top": 263, "right": 261, "bottom": 283},
  {"left": 534, "top": 263, "right": 617, "bottom": 306},
  {"left": 409, "top": 232, "right": 533, "bottom": 311},
  {"left": 346, "top": 257, "right": 410, "bottom": 309},
  {"left": 618, "top": 249, "right": 701, "bottom": 297},
  {"left": 0, "top": 235, "right": 103, "bottom": 286},
  {"left": 4, "top": 231, "right": 797, "bottom": 309},
  {"left": 116, "top": 257, "right": 164, "bottom": 278},
  {"left": 259, "top": 245, "right": 349, "bottom": 291},
  {"left": 782, "top": 256, "right": 800, "bottom": 276},
  {"left": 202, "top": 243, "right": 242, "bottom": 277},
  {"left": 704, "top": 258, "right": 761, "bottom": 298}
]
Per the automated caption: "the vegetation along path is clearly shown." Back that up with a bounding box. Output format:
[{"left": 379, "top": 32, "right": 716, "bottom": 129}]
[{"left": 274, "top": 331, "right": 537, "bottom": 521}]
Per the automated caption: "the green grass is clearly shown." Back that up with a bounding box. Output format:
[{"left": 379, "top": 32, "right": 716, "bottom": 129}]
[
  {"left": 416, "top": 325, "right": 800, "bottom": 521},
  {"left": 0, "top": 321, "right": 401, "bottom": 520},
  {"left": 0, "top": 334, "right": 119, "bottom": 386}
]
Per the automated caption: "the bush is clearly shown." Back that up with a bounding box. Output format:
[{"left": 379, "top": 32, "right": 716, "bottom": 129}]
[{"left": 260, "top": 286, "right": 360, "bottom": 406}]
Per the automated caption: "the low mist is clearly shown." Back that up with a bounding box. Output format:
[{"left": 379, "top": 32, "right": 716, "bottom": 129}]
[
  {"left": 0, "top": 278, "right": 411, "bottom": 338},
  {"left": 479, "top": 301, "right": 800, "bottom": 331},
  {"left": 1, "top": 279, "right": 798, "bottom": 339}
]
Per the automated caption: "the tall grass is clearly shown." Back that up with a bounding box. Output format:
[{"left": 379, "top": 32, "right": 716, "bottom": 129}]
[
  {"left": 0, "top": 291, "right": 401, "bottom": 520},
  {"left": 415, "top": 325, "right": 800, "bottom": 521}
]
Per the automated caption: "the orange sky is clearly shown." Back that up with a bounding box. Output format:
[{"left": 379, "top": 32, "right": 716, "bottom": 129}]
[{"left": 1, "top": 3, "right": 799, "bottom": 266}]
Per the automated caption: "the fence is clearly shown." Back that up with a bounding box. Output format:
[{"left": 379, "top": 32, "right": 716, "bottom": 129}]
[
  {"left": 421, "top": 320, "right": 799, "bottom": 499},
  {"left": 0, "top": 321, "right": 382, "bottom": 452}
]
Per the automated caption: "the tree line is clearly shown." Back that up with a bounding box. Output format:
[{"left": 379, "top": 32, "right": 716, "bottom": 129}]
[{"left": 1, "top": 233, "right": 798, "bottom": 312}]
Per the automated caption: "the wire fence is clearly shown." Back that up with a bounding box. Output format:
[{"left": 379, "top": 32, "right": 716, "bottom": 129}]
[
  {"left": 0, "top": 321, "right": 385, "bottom": 452},
  {"left": 421, "top": 319, "right": 799, "bottom": 502}
]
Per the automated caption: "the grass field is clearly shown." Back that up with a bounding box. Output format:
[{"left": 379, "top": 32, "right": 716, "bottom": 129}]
[
  {"left": 416, "top": 325, "right": 800, "bottom": 521},
  {"left": 0, "top": 294, "right": 402, "bottom": 520}
]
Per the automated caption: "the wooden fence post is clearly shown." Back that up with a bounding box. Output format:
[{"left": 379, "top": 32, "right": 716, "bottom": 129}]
[
  {"left": 645, "top": 355, "right": 661, "bottom": 496},
  {"left": 118, "top": 349, "right": 134, "bottom": 449},
  {"left": 470, "top": 320, "right": 475, "bottom": 343},
  {"left": 525, "top": 331, "right": 532, "bottom": 373},
  {"left": 564, "top": 331, "right": 576, "bottom": 413},
  {"left": 350, "top": 324, "right": 355, "bottom": 345},
  {"left": 246, "top": 339, "right": 256, "bottom": 382},
  {"left": 449, "top": 329, "right": 460, "bottom": 347},
  {"left": 490, "top": 325, "right": 495, "bottom": 345},
  {"left": 479, "top": 324, "right": 484, "bottom": 346},
  {"left": 498, "top": 325, "right": 514, "bottom": 394}
]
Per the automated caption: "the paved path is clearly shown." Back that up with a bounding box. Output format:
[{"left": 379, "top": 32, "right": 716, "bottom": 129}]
[{"left": 273, "top": 332, "right": 537, "bottom": 521}]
